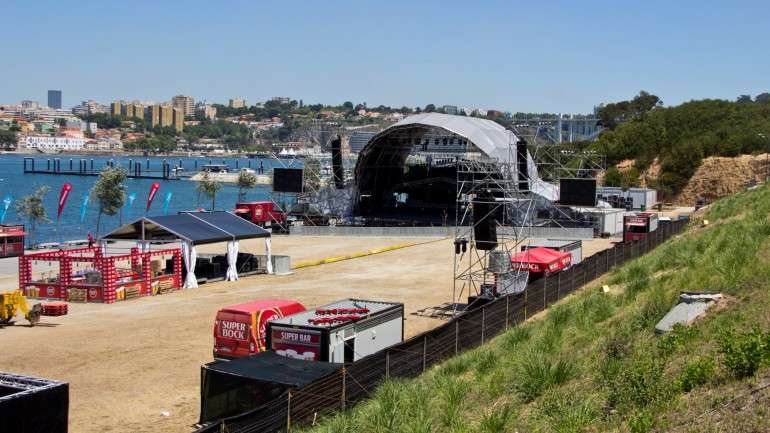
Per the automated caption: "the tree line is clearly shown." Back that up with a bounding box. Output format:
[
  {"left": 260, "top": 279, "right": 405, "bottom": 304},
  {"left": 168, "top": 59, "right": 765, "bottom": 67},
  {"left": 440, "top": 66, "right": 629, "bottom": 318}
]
[{"left": 593, "top": 92, "right": 770, "bottom": 196}]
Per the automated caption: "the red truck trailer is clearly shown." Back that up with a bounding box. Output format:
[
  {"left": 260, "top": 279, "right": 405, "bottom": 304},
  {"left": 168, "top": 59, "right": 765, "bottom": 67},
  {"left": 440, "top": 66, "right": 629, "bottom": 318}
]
[
  {"left": 623, "top": 212, "right": 659, "bottom": 242},
  {"left": 0, "top": 225, "right": 25, "bottom": 258},
  {"left": 234, "top": 201, "right": 287, "bottom": 230},
  {"left": 213, "top": 299, "right": 306, "bottom": 360}
]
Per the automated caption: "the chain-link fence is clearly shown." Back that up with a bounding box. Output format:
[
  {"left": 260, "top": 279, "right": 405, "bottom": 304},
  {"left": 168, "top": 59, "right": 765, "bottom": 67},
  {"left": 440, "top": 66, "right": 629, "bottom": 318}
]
[{"left": 195, "top": 220, "right": 687, "bottom": 433}]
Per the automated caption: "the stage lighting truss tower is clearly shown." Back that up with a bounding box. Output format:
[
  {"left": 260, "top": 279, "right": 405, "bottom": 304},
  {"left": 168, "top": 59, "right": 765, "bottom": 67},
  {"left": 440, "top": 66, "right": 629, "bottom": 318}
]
[
  {"left": 451, "top": 131, "right": 605, "bottom": 315},
  {"left": 451, "top": 140, "right": 536, "bottom": 315}
]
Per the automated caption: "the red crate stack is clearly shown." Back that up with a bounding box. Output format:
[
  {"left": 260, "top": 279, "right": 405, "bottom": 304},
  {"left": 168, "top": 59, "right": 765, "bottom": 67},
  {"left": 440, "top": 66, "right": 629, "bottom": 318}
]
[
  {"left": 101, "top": 257, "right": 118, "bottom": 304},
  {"left": 41, "top": 302, "right": 68, "bottom": 316}
]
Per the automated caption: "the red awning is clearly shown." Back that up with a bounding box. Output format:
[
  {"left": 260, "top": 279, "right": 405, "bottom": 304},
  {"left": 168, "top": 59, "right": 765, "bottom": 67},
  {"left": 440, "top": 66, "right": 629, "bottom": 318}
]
[
  {"left": 510, "top": 247, "right": 571, "bottom": 273},
  {"left": 0, "top": 230, "right": 25, "bottom": 237}
]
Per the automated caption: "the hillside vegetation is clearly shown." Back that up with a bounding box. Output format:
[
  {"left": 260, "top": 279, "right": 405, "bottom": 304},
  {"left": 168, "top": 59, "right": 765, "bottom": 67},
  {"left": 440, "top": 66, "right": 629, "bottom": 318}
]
[
  {"left": 595, "top": 95, "right": 770, "bottom": 196},
  {"left": 304, "top": 185, "right": 770, "bottom": 433}
]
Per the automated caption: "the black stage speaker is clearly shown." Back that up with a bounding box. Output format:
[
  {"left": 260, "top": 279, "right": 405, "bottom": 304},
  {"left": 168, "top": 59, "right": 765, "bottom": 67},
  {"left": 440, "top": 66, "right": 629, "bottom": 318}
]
[
  {"left": 559, "top": 178, "right": 597, "bottom": 206},
  {"left": 273, "top": 168, "right": 304, "bottom": 193},
  {"left": 330, "top": 135, "right": 344, "bottom": 189},
  {"left": 516, "top": 139, "right": 529, "bottom": 192},
  {"left": 473, "top": 190, "right": 498, "bottom": 250}
]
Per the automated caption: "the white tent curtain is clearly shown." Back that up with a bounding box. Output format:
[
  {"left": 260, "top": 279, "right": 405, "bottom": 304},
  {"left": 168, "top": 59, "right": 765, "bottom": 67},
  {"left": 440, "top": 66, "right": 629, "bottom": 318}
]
[
  {"left": 226, "top": 240, "right": 239, "bottom": 281},
  {"left": 135, "top": 240, "right": 150, "bottom": 253},
  {"left": 181, "top": 241, "right": 198, "bottom": 288},
  {"left": 265, "top": 238, "right": 273, "bottom": 274}
]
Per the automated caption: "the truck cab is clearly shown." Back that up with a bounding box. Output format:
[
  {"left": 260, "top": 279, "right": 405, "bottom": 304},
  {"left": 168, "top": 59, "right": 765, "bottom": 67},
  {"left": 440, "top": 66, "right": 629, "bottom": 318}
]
[
  {"left": 234, "top": 201, "right": 287, "bottom": 231},
  {"left": 213, "top": 299, "right": 305, "bottom": 360}
]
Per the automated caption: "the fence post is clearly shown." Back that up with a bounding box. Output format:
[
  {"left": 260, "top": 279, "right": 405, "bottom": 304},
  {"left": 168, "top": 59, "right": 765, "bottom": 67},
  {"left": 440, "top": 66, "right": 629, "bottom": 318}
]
[
  {"left": 455, "top": 320, "right": 459, "bottom": 355},
  {"left": 505, "top": 295, "right": 510, "bottom": 329},
  {"left": 481, "top": 306, "right": 485, "bottom": 344},
  {"left": 287, "top": 390, "right": 292, "bottom": 432},
  {"left": 341, "top": 368, "right": 346, "bottom": 411},
  {"left": 385, "top": 350, "right": 390, "bottom": 379},
  {"left": 422, "top": 335, "right": 427, "bottom": 372},
  {"left": 524, "top": 288, "right": 528, "bottom": 320}
]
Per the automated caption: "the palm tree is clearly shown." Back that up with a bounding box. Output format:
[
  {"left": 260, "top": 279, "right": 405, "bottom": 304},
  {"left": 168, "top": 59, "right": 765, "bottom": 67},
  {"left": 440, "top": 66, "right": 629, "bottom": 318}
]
[
  {"left": 196, "top": 173, "right": 221, "bottom": 211},
  {"left": 236, "top": 170, "right": 258, "bottom": 201},
  {"left": 91, "top": 167, "right": 127, "bottom": 236},
  {"left": 15, "top": 186, "right": 51, "bottom": 248}
]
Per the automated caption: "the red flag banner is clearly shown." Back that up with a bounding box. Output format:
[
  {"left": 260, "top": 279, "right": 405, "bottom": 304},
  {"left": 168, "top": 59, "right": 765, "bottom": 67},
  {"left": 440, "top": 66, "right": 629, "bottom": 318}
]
[
  {"left": 147, "top": 182, "right": 161, "bottom": 212},
  {"left": 57, "top": 183, "right": 73, "bottom": 220}
]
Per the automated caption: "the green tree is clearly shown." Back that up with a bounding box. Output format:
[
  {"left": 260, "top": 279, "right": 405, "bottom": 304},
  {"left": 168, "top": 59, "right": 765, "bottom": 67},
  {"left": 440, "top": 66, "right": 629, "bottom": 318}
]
[
  {"left": 236, "top": 170, "right": 258, "bottom": 201},
  {"left": 0, "top": 130, "right": 17, "bottom": 150},
  {"left": 196, "top": 173, "right": 221, "bottom": 210},
  {"left": 90, "top": 167, "right": 127, "bottom": 236},
  {"left": 15, "top": 186, "right": 50, "bottom": 248}
]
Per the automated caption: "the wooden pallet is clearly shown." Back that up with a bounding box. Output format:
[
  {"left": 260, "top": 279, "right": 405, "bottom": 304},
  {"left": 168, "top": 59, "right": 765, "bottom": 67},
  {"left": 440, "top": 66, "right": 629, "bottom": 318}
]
[
  {"left": 67, "top": 288, "right": 87, "bottom": 303},
  {"left": 158, "top": 279, "right": 175, "bottom": 294},
  {"left": 124, "top": 284, "right": 142, "bottom": 300}
]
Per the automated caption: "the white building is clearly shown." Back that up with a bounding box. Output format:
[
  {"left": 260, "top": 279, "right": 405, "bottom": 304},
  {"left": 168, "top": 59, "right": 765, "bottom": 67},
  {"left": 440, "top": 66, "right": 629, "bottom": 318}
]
[{"left": 24, "top": 135, "right": 86, "bottom": 151}]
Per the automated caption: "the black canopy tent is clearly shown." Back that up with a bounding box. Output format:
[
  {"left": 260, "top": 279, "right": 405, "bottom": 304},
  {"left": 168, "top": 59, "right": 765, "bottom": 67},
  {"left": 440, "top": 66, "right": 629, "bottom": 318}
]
[
  {"left": 200, "top": 351, "right": 342, "bottom": 423},
  {"left": 102, "top": 211, "right": 273, "bottom": 287}
]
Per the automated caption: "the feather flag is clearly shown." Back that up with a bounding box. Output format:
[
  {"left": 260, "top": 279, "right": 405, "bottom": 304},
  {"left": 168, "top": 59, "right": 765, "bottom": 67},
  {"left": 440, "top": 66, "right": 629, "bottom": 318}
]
[
  {"left": 79, "top": 194, "right": 90, "bottom": 223},
  {"left": 57, "top": 183, "right": 73, "bottom": 221},
  {"left": 162, "top": 192, "right": 173, "bottom": 215},
  {"left": 0, "top": 195, "right": 12, "bottom": 224},
  {"left": 126, "top": 192, "right": 137, "bottom": 209},
  {"left": 146, "top": 182, "right": 160, "bottom": 213}
]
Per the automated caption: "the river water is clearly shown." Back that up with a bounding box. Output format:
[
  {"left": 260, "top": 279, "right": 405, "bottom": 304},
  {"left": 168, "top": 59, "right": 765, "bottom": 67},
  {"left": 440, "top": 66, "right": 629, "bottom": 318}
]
[{"left": 0, "top": 153, "right": 301, "bottom": 245}]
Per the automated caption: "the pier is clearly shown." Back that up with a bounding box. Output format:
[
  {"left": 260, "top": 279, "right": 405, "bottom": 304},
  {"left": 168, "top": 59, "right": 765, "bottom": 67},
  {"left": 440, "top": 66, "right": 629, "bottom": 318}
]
[{"left": 23, "top": 157, "right": 184, "bottom": 180}]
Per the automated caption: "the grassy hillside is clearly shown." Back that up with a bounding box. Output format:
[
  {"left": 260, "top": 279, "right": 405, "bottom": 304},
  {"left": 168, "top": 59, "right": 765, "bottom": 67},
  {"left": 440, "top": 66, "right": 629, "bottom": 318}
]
[{"left": 304, "top": 185, "right": 770, "bottom": 433}]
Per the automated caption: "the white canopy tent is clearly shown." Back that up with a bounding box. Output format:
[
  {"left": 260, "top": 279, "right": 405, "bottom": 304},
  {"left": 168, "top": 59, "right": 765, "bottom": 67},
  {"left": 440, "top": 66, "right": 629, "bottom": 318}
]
[{"left": 102, "top": 211, "right": 273, "bottom": 287}]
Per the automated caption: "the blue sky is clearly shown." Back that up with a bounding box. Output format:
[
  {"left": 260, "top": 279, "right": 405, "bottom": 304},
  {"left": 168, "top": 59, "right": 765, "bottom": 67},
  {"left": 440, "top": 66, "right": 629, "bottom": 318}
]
[{"left": 2, "top": 0, "right": 769, "bottom": 113}]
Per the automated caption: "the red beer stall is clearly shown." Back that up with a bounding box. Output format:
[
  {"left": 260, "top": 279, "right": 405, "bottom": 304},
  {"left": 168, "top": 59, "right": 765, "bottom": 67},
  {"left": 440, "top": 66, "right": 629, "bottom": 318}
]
[{"left": 19, "top": 246, "right": 182, "bottom": 303}]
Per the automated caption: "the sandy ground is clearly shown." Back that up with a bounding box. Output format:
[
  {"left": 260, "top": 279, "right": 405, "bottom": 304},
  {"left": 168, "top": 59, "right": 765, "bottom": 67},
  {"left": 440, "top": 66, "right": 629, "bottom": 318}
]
[{"left": 0, "top": 235, "right": 615, "bottom": 433}]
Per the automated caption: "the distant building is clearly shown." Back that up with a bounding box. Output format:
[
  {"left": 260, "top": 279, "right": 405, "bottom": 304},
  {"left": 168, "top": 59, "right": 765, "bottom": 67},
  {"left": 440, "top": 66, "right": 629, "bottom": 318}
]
[
  {"left": 196, "top": 103, "right": 216, "bottom": 120},
  {"left": 146, "top": 104, "right": 161, "bottom": 127},
  {"left": 110, "top": 101, "right": 122, "bottom": 117},
  {"left": 21, "top": 100, "right": 40, "bottom": 110},
  {"left": 442, "top": 105, "right": 458, "bottom": 115},
  {"left": 72, "top": 100, "right": 107, "bottom": 116},
  {"left": 348, "top": 131, "right": 376, "bottom": 153},
  {"left": 24, "top": 135, "right": 85, "bottom": 151},
  {"left": 47, "top": 90, "right": 62, "bottom": 109},
  {"left": 172, "top": 95, "right": 195, "bottom": 117},
  {"left": 122, "top": 103, "right": 135, "bottom": 118},
  {"left": 270, "top": 97, "right": 291, "bottom": 104},
  {"left": 229, "top": 98, "right": 246, "bottom": 109},
  {"left": 172, "top": 107, "right": 184, "bottom": 133},
  {"left": 159, "top": 105, "right": 174, "bottom": 128}
]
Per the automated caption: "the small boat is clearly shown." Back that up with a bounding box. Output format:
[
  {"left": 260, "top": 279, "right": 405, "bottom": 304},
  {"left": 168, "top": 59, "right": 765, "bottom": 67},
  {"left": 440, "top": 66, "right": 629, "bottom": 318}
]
[{"left": 200, "top": 164, "right": 229, "bottom": 174}]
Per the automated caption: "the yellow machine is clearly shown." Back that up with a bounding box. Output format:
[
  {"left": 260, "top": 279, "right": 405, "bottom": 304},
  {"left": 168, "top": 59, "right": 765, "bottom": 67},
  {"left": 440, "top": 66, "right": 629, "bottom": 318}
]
[{"left": 1, "top": 289, "right": 42, "bottom": 326}]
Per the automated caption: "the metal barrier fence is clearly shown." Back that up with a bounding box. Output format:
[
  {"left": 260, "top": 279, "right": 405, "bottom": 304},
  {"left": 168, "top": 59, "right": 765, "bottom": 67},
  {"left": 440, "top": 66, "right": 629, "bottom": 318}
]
[{"left": 196, "top": 220, "right": 687, "bottom": 433}]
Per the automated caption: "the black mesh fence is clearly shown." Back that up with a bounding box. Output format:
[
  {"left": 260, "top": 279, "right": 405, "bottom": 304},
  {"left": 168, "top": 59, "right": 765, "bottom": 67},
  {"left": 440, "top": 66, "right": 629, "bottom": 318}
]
[{"left": 195, "top": 220, "right": 687, "bottom": 433}]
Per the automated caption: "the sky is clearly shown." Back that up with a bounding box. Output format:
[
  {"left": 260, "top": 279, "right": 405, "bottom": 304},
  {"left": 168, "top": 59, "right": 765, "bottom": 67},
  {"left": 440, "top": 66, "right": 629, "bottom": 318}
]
[{"left": 2, "top": 0, "right": 769, "bottom": 113}]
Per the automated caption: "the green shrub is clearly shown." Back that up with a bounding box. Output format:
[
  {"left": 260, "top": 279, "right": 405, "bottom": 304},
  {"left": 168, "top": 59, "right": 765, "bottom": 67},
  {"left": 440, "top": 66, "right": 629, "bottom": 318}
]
[
  {"left": 364, "top": 380, "right": 404, "bottom": 433},
  {"left": 436, "top": 375, "right": 468, "bottom": 428},
  {"left": 678, "top": 357, "right": 715, "bottom": 392},
  {"left": 513, "top": 350, "right": 577, "bottom": 401},
  {"left": 478, "top": 404, "right": 514, "bottom": 433},
  {"left": 500, "top": 326, "right": 531, "bottom": 351},
  {"left": 627, "top": 409, "right": 654, "bottom": 433},
  {"left": 632, "top": 287, "right": 673, "bottom": 330},
  {"left": 536, "top": 391, "right": 598, "bottom": 433},
  {"left": 608, "top": 353, "right": 672, "bottom": 410},
  {"left": 719, "top": 327, "right": 769, "bottom": 378},
  {"left": 657, "top": 324, "right": 698, "bottom": 356}
]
